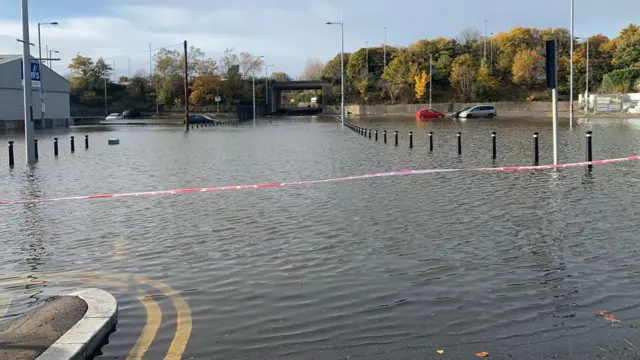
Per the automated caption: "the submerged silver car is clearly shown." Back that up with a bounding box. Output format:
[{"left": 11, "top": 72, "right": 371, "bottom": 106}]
[{"left": 459, "top": 105, "right": 497, "bottom": 118}]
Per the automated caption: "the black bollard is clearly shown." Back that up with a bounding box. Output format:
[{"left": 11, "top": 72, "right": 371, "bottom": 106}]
[
  {"left": 457, "top": 132, "right": 462, "bottom": 155},
  {"left": 368, "top": 129, "right": 371, "bottom": 139},
  {"left": 375, "top": 130, "right": 378, "bottom": 141},
  {"left": 491, "top": 132, "right": 497, "bottom": 160},
  {"left": 70, "top": 136, "right": 75, "bottom": 153},
  {"left": 384, "top": 130, "right": 387, "bottom": 144},
  {"left": 54, "top": 137, "right": 58, "bottom": 156},
  {"left": 586, "top": 131, "right": 593, "bottom": 169},
  {"left": 85, "top": 135, "right": 89, "bottom": 149},
  {"left": 429, "top": 131, "right": 433, "bottom": 152},
  {"left": 533, "top": 132, "right": 539, "bottom": 165},
  {"left": 8, "top": 141, "right": 14, "bottom": 167},
  {"left": 409, "top": 131, "right": 413, "bottom": 149},
  {"left": 394, "top": 131, "right": 398, "bottom": 146},
  {"left": 34, "top": 139, "right": 38, "bottom": 160}
]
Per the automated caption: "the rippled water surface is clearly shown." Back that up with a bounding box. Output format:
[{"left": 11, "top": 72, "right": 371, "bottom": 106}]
[{"left": 2, "top": 116, "right": 640, "bottom": 359}]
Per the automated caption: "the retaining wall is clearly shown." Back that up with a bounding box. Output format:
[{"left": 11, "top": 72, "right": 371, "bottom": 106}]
[{"left": 326, "top": 102, "right": 578, "bottom": 117}]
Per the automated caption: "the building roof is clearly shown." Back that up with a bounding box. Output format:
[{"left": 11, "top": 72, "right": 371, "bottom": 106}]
[
  {"left": 0, "top": 54, "right": 69, "bottom": 84},
  {"left": 0, "top": 55, "right": 24, "bottom": 65}
]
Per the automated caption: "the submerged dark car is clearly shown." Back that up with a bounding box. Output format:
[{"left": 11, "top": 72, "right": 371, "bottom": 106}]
[
  {"left": 451, "top": 107, "right": 471, "bottom": 118},
  {"left": 185, "top": 114, "right": 217, "bottom": 124},
  {"left": 122, "top": 109, "right": 141, "bottom": 118}
]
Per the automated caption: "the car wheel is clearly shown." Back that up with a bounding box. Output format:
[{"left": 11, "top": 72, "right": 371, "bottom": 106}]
[
  {"left": 467, "top": 114, "right": 473, "bottom": 118},
  {"left": 419, "top": 115, "right": 425, "bottom": 119},
  {"left": 488, "top": 113, "right": 495, "bottom": 118},
  {"left": 439, "top": 114, "right": 444, "bottom": 119}
]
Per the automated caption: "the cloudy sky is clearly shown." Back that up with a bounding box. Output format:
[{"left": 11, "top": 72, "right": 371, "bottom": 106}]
[{"left": 0, "top": 0, "right": 637, "bottom": 78}]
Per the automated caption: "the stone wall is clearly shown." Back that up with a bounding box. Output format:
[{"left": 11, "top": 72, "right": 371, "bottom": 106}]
[{"left": 325, "top": 101, "right": 578, "bottom": 117}]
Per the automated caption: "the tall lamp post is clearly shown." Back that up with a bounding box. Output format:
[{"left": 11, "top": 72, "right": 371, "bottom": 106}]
[
  {"left": 252, "top": 55, "right": 264, "bottom": 121},
  {"left": 20, "top": 0, "right": 36, "bottom": 162},
  {"left": 483, "top": 20, "right": 487, "bottom": 61},
  {"left": 327, "top": 15, "right": 344, "bottom": 125},
  {"left": 576, "top": 36, "right": 590, "bottom": 114},
  {"left": 265, "top": 63, "right": 274, "bottom": 111},
  {"left": 49, "top": 49, "right": 59, "bottom": 68},
  {"left": 570, "top": 0, "right": 575, "bottom": 127},
  {"left": 38, "top": 21, "right": 58, "bottom": 125},
  {"left": 365, "top": 41, "right": 369, "bottom": 76},
  {"left": 383, "top": 26, "right": 387, "bottom": 71}
]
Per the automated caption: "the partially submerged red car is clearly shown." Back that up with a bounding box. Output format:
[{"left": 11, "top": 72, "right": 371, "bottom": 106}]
[{"left": 415, "top": 108, "right": 445, "bottom": 120}]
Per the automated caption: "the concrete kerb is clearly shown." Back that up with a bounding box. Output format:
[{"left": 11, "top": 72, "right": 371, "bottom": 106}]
[{"left": 36, "top": 288, "right": 118, "bottom": 360}]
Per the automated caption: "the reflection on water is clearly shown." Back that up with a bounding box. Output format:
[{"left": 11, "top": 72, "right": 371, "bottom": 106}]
[{"left": 1, "top": 117, "right": 640, "bottom": 359}]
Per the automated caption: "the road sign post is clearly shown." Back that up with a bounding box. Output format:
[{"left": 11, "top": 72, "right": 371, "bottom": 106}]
[
  {"left": 546, "top": 40, "right": 559, "bottom": 165},
  {"left": 20, "top": 61, "right": 41, "bottom": 88}
]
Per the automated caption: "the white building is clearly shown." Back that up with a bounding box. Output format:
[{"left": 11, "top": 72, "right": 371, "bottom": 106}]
[{"left": 0, "top": 55, "right": 71, "bottom": 130}]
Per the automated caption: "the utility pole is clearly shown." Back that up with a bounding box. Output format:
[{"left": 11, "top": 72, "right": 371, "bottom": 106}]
[
  {"left": 585, "top": 37, "right": 589, "bottom": 114},
  {"left": 365, "top": 41, "right": 369, "bottom": 76},
  {"left": 113, "top": 60, "right": 116, "bottom": 82},
  {"left": 383, "top": 26, "right": 387, "bottom": 71},
  {"left": 184, "top": 40, "right": 189, "bottom": 131},
  {"left": 127, "top": 57, "right": 131, "bottom": 79},
  {"left": 104, "top": 77, "right": 108, "bottom": 115},
  {"left": 21, "top": 0, "right": 36, "bottom": 163},
  {"left": 569, "top": 0, "right": 574, "bottom": 128},
  {"left": 483, "top": 20, "right": 487, "bottom": 61},
  {"left": 429, "top": 54, "right": 433, "bottom": 109}
]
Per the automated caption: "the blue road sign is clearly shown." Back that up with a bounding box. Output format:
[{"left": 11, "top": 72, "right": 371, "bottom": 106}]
[{"left": 20, "top": 61, "right": 41, "bottom": 87}]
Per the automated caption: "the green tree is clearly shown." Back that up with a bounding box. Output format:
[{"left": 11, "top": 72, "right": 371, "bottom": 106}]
[
  {"left": 381, "top": 51, "right": 413, "bottom": 103},
  {"left": 450, "top": 54, "right": 477, "bottom": 101},
  {"left": 612, "top": 24, "right": 640, "bottom": 69},
  {"left": 270, "top": 72, "right": 292, "bottom": 81}
]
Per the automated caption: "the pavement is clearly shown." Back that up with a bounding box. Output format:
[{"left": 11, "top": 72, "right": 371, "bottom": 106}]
[
  {"left": 0, "top": 288, "right": 117, "bottom": 360},
  {"left": 0, "top": 296, "right": 86, "bottom": 359}
]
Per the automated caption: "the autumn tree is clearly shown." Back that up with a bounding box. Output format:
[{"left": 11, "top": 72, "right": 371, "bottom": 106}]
[
  {"left": 414, "top": 70, "right": 429, "bottom": 101},
  {"left": 189, "top": 76, "right": 222, "bottom": 105},
  {"left": 301, "top": 58, "right": 325, "bottom": 80},
  {"left": 512, "top": 50, "right": 545, "bottom": 89},
  {"left": 496, "top": 28, "right": 539, "bottom": 73},
  {"left": 450, "top": 54, "right": 477, "bottom": 101}
]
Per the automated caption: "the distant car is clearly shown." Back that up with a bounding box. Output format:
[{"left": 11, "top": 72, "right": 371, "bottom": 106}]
[
  {"left": 105, "top": 113, "right": 122, "bottom": 120},
  {"left": 451, "top": 107, "right": 472, "bottom": 118},
  {"left": 459, "top": 105, "right": 497, "bottom": 119},
  {"left": 185, "top": 114, "right": 217, "bottom": 124},
  {"left": 415, "top": 108, "right": 445, "bottom": 120},
  {"left": 122, "top": 109, "right": 141, "bottom": 118}
]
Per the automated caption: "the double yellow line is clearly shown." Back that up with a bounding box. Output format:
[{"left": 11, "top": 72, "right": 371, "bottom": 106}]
[{"left": 0, "top": 270, "right": 192, "bottom": 360}]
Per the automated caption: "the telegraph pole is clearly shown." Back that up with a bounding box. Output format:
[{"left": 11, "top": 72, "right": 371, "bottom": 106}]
[{"left": 21, "top": 0, "right": 36, "bottom": 162}]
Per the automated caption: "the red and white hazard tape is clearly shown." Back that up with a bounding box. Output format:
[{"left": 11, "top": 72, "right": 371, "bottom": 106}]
[{"left": 1, "top": 156, "right": 638, "bottom": 206}]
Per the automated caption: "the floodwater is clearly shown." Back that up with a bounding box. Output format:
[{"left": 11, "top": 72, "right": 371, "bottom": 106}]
[{"left": 2, "top": 115, "right": 640, "bottom": 359}]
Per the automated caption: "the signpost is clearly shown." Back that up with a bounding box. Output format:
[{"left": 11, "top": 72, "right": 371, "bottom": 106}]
[
  {"left": 534, "top": 41, "right": 558, "bottom": 165},
  {"left": 21, "top": 0, "right": 36, "bottom": 163},
  {"left": 20, "top": 60, "right": 41, "bottom": 88}
]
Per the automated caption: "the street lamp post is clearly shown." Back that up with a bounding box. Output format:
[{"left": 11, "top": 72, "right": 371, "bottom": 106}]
[
  {"left": 49, "top": 49, "right": 59, "bottom": 68},
  {"left": 327, "top": 15, "right": 345, "bottom": 125},
  {"left": 365, "top": 41, "right": 369, "bottom": 76},
  {"left": 21, "top": 0, "right": 36, "bottom": 162},
  {"left": 265, "top": 63, "right": 274, "bottom": 111},
  {"left": 38, "top": 21, "right": 58, "bottom": 126},
  {"left": 483, "top": 20, "right": 487, "bottom": 61},
  {"left": 128, "top": 57, "right": 131, "bottom": 80},
  {"left": 490, "top": 32, "right": 494, "bottom": 74},
  {"left": 252, "top": 55, "right": 264, "bottom": 121},
  {"left": 570, "top": 0, "right": 574, "bottom": 127},
  {"left": 383, "top": 26, "right": 387, "bottom": 71}
]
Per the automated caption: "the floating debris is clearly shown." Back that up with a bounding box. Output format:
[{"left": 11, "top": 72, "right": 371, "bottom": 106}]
[
  {"left": 436, "top": 349, "right": 444, "bottom": 355},
  {"left": 475, "top": 351, "right": 489, "bottom": 357}
]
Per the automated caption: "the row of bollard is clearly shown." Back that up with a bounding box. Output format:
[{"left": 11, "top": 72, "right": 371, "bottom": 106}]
[
  {"left": 344, "top": 122, "right": 595, "bottom": 167},
  {"left": 190, "top": 120, "right": 235, "bottom": 130},
  {"left": 7, "top": 135, "right": 90, "bottom": 167}
]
